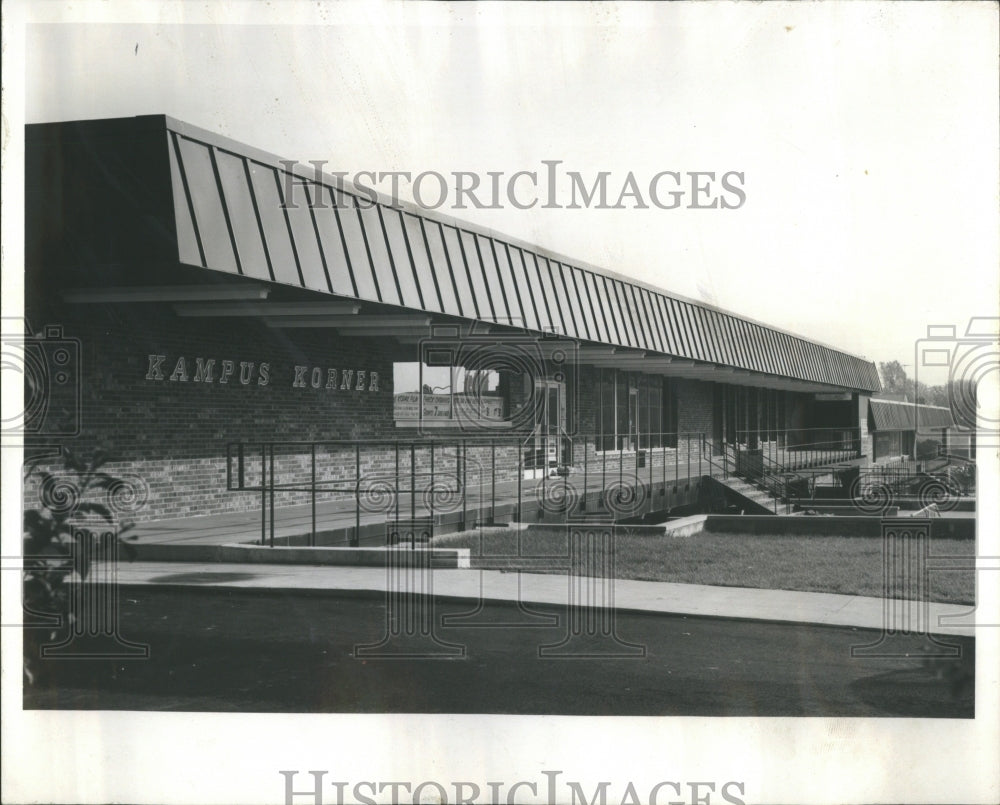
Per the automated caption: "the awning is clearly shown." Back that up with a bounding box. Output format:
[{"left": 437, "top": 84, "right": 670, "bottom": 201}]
[
  {"left": 869, "top": 398, "right": 955, "bottom": 431},
  {"left": 26, "top": 114, "right": 882, "bottom": 393}
]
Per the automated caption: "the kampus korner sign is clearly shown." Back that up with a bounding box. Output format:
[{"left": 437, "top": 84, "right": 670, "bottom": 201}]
[{"left": 144, "top": 354, "right": 380, "bottom": 391}]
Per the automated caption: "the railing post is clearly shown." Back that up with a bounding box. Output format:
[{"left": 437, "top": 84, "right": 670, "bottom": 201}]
[
  {"left": 491, "top": 439, "right": 496, "bottom": 525},
  {"left": 269, "top": 444, "right": 275, "bottom": 548},
  {"left": 661, "top": 435, "right": 666, "bottom": 499},
  {"left": 430, "top": 442, "right": 435, "bottom": 527},
  {"left": 261, "top": 443, "right": 266, "bottom": 547},
  {"left": 618, "top": 437, "right": 623, "bottom": 498},
  {"left": 602, "top": 441, "right": 607, "bottom": 512},
  {"left": 516, "top": 446, "right": 522, "bottom": 523},
  {"left": 649, "top": 430, "right": 654, "bottom": 501},
  {"left": 311, "top": 442, "right": 316, "bottom": 547},
  {"left": 582, "top": 433, "right": 589, "bottom": 512},
  {"left": 461, "top": 440, "right": 467, "bottom": 531},
  {"left": 354, "top": 443, "right": 361, "bottom": 547}
]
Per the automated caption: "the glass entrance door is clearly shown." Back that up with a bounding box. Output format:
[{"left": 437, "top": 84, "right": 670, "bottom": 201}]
[{"left": 527, "top": 379, "right": 566, "bottom": 478}]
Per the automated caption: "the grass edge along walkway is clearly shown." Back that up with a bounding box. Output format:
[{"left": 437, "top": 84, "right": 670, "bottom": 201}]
[{"left": 433, "top": 526, "right": 975, "bottom": 606}]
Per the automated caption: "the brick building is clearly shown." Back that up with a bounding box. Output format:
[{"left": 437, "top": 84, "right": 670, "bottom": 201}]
[{"left": 23, "top": 115, "right": 883, "bottom": 535}]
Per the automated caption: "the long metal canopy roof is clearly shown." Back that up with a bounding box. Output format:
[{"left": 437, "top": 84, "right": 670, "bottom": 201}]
[
  {"left": 869, "top": 399, "right": 955, "bottom": 431},
  {"left": 26, "top": 115, "right": 881, "bottom": 393}
]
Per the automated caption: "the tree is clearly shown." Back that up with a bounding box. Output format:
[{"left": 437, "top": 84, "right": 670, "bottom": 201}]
[
  {"left": 879, "top": 360, "right": 908, "bottom": 392},
  {"left": 877, "top": 360, "right": 948, "bottom": 406},
  {"left": 878, "top": 360, "right": 913, "bottom": 400}
]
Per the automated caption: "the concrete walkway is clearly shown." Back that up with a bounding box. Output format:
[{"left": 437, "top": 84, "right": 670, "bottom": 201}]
[{"left": 97, "top": 559, "right": 976, "bottom": 638}]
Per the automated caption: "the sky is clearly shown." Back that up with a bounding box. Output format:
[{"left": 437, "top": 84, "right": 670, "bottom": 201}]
[{"left": 8, "top": 3, "right": 999, "bottom": 387}]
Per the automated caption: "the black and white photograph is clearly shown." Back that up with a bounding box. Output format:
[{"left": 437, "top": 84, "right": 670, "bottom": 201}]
[{"left": 2, "top": 2, "right": 998, "bottom": 804}]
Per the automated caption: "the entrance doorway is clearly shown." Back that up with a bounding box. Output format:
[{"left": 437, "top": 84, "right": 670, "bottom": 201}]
[{"left": 525, "top": 379, "right": 567, "bottom": 479}]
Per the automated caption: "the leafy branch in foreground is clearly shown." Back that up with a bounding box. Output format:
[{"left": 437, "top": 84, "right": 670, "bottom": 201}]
[{"left": 22, "top": 447, "right": 142, "bottom": 684}]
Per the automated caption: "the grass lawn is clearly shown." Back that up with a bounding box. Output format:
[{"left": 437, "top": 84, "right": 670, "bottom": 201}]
[{"left": 434, "top": 527, "right": 975, "bottom": 605}]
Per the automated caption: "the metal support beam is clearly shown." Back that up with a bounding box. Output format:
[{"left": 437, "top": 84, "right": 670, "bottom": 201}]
[
  {"left": 173, "top": 301, "right": 361, "bottom": 317},
  {"left": 262, "top": 314, "right": 432, "bottom": 330},
  {"left": 64, "top": 285, "right": 271, "bottom": 304}
]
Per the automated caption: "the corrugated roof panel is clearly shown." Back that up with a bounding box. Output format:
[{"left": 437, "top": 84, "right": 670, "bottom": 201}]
[
  {"left": 601, "top": 277, "right": 625, "bottom": 345},
  {"left": 492, "top": 240, "right": 527, "bottom": 327},
  {"left": 684, "top": 303, "right": 707, "bottom": 361},
  {"left": 540, "top": 258, "right": 570, "bottom": 337},
  {"left": 401, "top": 212, "right": 443, "bottom": 313},
  {"left": 381, "top": 207, "right": 424, "bottom": 309},
  {"left": 639, "top": 288, "right": 666, "bottom": 353},
  {"left": 245, "top": 160, "right": 301, "bottom": 287},
  {"left": 307, "top": 184, "right": 355, "bottom": 296},
  {"left": 707, "top": 309, "right": 731, "bottom": 366},
  {"left": 176, "top": 137, "right": 240, "bottom": 275},
  {"left": 682, "top": 301, "right": 709, "bottom": 362},
  {"left": 564, "top": 265, "right": 594, "bottom": 341},
  {"left": 474, "top": 233, "right": 511, "bottom": 321},
  {"left": 575, "top": 269, "right": 604, "bottom": 343},
  {"left": 760, "top": 324, "right": 781, "bottom": 375},
  {"left": 459, "top": 229, "right": 494, "bottom": 319},
  {"left": 718, "top": 311, "right": 740, "bottom": 367},
  {"left": 809, "top": 341, "right": 825, "bottom": 383},
  {"left": 530, "top": 252, "right": 564, "bottom": 335},
  {"left": 801, "top": 339, "right": 818, "bottom": 382},
  {"left": 670, "top": 299, "right": 692, "bottom": 357},
  {"left": 511, "top": 246, "right": 545, "bottom": 332},
  {"left": 280, "top": 171, "right": 332, "bottom": 295},
  {"left": 771, "top": 330, "right": 790, "bottom": 377},
  {"left": 356, "top": 204, "right": 400, "bottom": 305},
  {"left": 544, "top": 257, "right": 579, "bottom": 339},
  {"left": 329, "top": 189, "right": 379, "bottom": 302},
  {"left": 751, "top": 323, "right": 770, "bottom": 373},
  {"left": 168, "top": 132, "right": 205, "bottom": 267},
  {"left": 739, "top": 319, "right": 762, "bottom": 372},
  {"left": 213, "top": 150, "right": 272, "bottom": 283},
  {"left": 439, "top": 223, "right": 478, "bottom": 318},
  {"left": 663, "top": 296, "right": 688, "bottom": 356},
  {"left": 720, "top": 314, "right": 744, "bottom": 368},
  {"left": 600, "top": 276, "right": 627, "bottom": 346},
  {"left": 418, "top": 218, "right": 460, "bottom": 316},
  {"left": 617, "top": 280, "right": 642, "bottom": 348},
  {"left": 626, "top": 284, "right": 652, "bottom": 350},
  {"left": 695, "top": 306, "right": 721, "bottom": 364}
]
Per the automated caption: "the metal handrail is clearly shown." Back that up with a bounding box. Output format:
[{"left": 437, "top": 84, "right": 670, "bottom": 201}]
[{"left": 227, "top": 431, "right": 710, "bottom": 546}]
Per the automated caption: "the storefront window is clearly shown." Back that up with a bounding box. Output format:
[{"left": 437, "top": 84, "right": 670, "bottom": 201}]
[
  {"left": 393, "top": 361, "right": 504, "bottom": 425},
  {"left": 598, "top": 369, "right": 677, "bottom": 450}
]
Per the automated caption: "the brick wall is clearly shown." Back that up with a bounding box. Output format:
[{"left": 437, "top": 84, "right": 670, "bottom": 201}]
[
  {"left": 675, "top": 379, "right": 714, "bottom": 436},
  {"left": 23, "top": 301, "right": 399, "bottom": 522}
]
